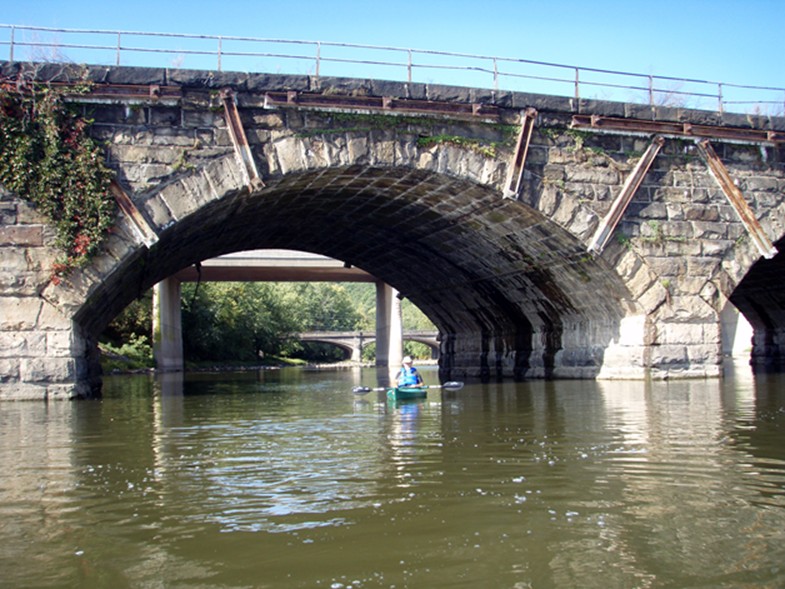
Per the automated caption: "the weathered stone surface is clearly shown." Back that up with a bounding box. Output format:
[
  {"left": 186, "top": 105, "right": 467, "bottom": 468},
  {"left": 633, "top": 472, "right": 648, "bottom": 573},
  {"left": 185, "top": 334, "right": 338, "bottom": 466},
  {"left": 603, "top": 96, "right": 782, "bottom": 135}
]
[
  {"left": 20, "top": 358, "right": 76, "bottom": 383},
  {"left": 0, "top": 298, "right": 42, "bottom": 331},
  {"left": 0, "top": 226, "right": 44, "bottom": 246},
  {"left": 0, "top": 383, "right": 47, "bottom": 401},
  {"left": 0, "top": 332, "right": 46, "bottom": 358}
]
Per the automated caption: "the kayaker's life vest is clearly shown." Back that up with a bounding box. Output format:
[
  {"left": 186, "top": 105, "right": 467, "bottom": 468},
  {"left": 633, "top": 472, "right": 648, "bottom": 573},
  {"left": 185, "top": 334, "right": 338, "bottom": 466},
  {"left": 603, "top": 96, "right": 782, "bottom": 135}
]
[{"left": 397, "top": 365, "right": 420, "bottom": 386}]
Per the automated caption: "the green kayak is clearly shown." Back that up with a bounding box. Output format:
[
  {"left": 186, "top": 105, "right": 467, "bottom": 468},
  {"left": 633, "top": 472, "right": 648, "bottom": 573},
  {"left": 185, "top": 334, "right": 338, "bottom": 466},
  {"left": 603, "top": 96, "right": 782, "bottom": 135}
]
[{"left": 386, "top": 386, "right": 427, "bottom": 401}]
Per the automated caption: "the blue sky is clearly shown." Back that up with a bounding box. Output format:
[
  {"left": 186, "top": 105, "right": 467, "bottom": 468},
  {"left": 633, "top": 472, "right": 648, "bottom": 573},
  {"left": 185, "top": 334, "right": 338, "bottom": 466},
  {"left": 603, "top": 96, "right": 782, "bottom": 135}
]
[{"left": 2, "top": 0, "right": 783, "bottom": 110}]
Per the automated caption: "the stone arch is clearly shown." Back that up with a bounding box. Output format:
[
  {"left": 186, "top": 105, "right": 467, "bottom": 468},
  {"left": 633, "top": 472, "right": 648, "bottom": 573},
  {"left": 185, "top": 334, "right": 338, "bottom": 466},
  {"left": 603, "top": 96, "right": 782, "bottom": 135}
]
[
  {"left": 298, "top": 339, "right": 356, "bottom": 362},
  {"left": 27, "top": 134, "right": 648, "bottom": 398}
]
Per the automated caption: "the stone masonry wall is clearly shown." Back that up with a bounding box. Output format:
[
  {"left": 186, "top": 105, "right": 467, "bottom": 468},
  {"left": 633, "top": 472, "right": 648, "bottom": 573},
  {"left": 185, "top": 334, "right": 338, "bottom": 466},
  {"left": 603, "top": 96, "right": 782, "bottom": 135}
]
[{"left": 2, "top": 63, "right": 785, "bottom": 398}]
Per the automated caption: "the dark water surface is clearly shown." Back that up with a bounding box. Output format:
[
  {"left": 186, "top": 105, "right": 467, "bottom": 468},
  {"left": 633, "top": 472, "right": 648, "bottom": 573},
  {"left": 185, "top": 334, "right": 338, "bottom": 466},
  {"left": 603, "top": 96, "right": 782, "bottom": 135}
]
[{"left": 2, "top": 362, "right": 784, "bottom": 588}]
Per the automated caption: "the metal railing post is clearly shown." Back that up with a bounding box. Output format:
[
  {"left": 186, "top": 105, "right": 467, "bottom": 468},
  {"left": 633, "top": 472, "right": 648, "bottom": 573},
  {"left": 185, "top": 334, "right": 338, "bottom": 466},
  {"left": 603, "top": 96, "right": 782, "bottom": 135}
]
[
  {"left": 407, "top": 49, "right": 412, "bottom": 84},
  {"left": 574, "top": 68, "right": 580, "bottom": 103},
  {"left": 217, "top": 36, "right": 223, "bottom": 71},
  {"left": 315, "top": 41, "right": 321, "bottom": 79},
  {"left": 493, "top": 58, "right": 498, "bottom": 92},
  {"left": 116, "top": 32, "right": 121, "bottom": 66},
  {"left": 718, "top": 83, "right": 723, "bottom": 115},
  {"left": 9, "top": 26, "right": 14, "bottom": 64},
  {"left": 648, "top": 75, "right": 654, "bottom": 108}
]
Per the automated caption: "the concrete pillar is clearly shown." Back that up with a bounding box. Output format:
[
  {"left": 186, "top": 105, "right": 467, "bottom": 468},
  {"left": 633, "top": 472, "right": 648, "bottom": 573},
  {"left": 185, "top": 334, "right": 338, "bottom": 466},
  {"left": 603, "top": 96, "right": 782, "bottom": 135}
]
[
  {"left": 152, "top": 277, "right": 184, "bottom": 371},
  {"left": 375, "top": 282, "right": 403, "bottom": 368},
  {"left": 350, "top": 333, "right": 363, "bottom": 363}
]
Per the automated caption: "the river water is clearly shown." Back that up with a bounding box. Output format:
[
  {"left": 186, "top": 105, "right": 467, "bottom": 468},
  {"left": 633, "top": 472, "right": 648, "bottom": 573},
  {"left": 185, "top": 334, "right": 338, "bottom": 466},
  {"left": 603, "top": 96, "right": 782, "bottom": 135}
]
[{"left": 1, "top": 361, "right": 784, "bottom": 589}]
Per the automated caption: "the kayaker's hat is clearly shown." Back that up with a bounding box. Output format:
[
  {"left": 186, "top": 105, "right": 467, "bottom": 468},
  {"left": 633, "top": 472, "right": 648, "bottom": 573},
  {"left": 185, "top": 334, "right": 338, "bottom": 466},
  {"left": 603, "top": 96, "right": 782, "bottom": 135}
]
[{"left": 402, "top": 356, "right": 412, "bottom": 364}]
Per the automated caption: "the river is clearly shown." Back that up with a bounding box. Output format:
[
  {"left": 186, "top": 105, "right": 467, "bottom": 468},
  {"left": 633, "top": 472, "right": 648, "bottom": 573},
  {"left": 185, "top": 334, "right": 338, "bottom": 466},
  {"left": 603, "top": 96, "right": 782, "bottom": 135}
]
[{"left": 1, "top": 361, "right": 784, "bottom": 588}]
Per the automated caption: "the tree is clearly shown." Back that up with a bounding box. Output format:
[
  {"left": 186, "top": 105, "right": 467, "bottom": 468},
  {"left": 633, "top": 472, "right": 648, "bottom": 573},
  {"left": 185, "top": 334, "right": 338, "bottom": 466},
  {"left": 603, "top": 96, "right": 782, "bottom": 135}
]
[
  {"left": 291, "top": 283, "right": 361, "bottom": 331},
  {"left": 181, "top": 282, "right": 301, "bottom": 362}
]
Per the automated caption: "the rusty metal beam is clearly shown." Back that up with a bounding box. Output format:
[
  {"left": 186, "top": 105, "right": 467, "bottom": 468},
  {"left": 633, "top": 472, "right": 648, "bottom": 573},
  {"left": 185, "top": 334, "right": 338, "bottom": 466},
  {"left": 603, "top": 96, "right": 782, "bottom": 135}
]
[
  {"left": 263, "top": 91, "right": 500, "bottom": 120},
  {"left": 588, "top": 136, "right": 664, "bottom": 254},
  {"left": 572, "top": 114, "right": 785, "bottom": 144},
  {"left": 221, "top": 89, "right": 264, "bottom": 192},
  {"left": 58, "top": 82, "right": 182, "bottom": 104},
  {"left": 503, "top": 108, "right": 537, "bottom": 198},
  {"left": 695, "top": 139, "right": 778, "bottom": 259},
  {"left": 109, "top": 180, "right": 158, "bottom": 247}
]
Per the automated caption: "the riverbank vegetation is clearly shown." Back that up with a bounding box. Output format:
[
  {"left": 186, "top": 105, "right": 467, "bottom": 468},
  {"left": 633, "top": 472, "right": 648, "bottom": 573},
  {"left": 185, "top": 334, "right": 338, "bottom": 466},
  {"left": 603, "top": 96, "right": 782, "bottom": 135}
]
[{"left": 99, "top": 282, "right": 435, "bottom": 372}]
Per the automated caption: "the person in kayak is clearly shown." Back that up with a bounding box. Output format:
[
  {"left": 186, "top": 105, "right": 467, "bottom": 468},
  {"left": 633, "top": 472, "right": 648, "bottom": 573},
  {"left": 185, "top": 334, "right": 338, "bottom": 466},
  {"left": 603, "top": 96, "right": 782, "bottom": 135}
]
[{"left": 395, "top": 356, "right": 424, "bottom": 387}]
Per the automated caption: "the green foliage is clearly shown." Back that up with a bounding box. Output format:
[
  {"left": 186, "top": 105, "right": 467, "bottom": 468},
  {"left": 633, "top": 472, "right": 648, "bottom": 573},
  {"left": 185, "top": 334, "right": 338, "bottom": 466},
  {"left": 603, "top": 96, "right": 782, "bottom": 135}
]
[
  {"left": 402, "top": 299, "right": 436, "bottom": 331},
  {"left": 99, "top": 334, "right": 154, "bottom": 372},
  {"left": 289, "top": 283, "right": 361, "bottom": 331},
  {"left": 102, "top": 291, "right": 153, "bottom": 346},
  {"left": 0, "top": 74, "right": 116, "bottom": 281},
  {"left": 102, "top": 280, "right": 437, "bottom": 366},
  {"left": 417, "top": 133, "right": 501, "bottom": 157},
  {"left": 182, "top": 282, "right": 303, "bottom": 362}
]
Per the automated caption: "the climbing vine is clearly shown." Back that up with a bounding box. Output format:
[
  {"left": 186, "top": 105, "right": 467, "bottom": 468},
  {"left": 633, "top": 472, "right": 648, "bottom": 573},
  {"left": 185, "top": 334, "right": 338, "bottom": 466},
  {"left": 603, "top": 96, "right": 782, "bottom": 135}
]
[{"left": 0, "top": 73, "right": 116, "bottom": 283}]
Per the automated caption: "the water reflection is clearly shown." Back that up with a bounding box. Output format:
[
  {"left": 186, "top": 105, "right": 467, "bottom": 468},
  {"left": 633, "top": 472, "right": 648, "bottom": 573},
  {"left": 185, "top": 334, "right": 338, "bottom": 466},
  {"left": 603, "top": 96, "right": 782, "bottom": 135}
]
[{"left": 0, "top": 365, "right": 784, "bottom": 588}]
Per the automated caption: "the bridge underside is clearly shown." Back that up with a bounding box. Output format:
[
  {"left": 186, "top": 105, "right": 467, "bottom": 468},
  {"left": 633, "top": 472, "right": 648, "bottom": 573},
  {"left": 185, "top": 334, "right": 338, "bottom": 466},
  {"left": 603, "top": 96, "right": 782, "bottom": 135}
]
[
  {"left": 75, "top": 164, "right": 637, "bottom": 383},
  {"left": 730, "top": 236, "right": 785, "bottom": 371}
]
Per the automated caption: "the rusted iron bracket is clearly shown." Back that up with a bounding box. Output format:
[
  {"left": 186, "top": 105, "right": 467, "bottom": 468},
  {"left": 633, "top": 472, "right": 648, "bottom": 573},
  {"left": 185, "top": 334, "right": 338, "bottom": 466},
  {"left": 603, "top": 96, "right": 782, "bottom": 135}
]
[
  {"left": 221, "top": 89, "right": 265, "bottom": 192},
  {"left": 58, "top": 83, "right": 182, "bottom": 105},
  {"left": 503, "top": 108, "right": 537, "bottom": 198},
  {"left": 695, "top": 139, "right": 778, "bottom": 259},
  {"left": 263, "top": 91, "right": 500, "bottom": 121},
  {"left": 572, "top": 114, "right": 785, "bottom": 144},
  {"left": 588, "top": 136, "right": 664, "bottom": 254},
  {"left": 109, "top": 180, "right": 159, "bottom": 247}
]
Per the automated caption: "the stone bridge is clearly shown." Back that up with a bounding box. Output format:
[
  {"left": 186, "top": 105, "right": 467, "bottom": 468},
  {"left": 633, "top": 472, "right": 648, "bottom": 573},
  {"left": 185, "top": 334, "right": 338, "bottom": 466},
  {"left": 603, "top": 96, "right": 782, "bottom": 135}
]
[
  {"left": 298, "top": 330, "right": 439, "bottom": 362},
  {"left": 2, "top": 61, "right": 785, "bottom": 399}
]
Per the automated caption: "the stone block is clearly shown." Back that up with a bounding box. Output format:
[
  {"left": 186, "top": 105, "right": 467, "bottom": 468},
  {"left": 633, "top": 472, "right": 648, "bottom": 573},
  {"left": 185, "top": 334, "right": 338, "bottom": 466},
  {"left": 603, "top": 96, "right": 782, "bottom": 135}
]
[
  {"left": 21, "top": 357, "right": 76, "bottom": 383},
  {"left": 182, "top": 109, "right": 221, "bottom": 128},
  {"left": 244, "top": 73, "right": 309, "bottom": 93},
  {"left": 649, "top": 344, "right": 689, "bottom": 366},
  {"left": 274, "top": 136, "right": 308, "bottom": 174},
  {"left": 0, "top": 272, "right": 33, "bottom": 296},
  {"left": 0, "top": 383, "right": 47, "bottom": 401},
  {"left": 202, "top": 156, "right": 245, "bottom": 196},
  {"left": 0, "top": 332, "right": 46, "bottom": 358},
  {"left": 0, "top": 359, "right": 20, "bottom": 381},
  {"left": 565, "top": 166, "right": 620, "bottom": 185},
  {"left": 371, "top": 140, "right": 397, "bottom": 166},
  {"left": 0, "top": 226, "right": 44, "bottom": 247},
  {"left": 0, "top": 248, "right": 33, "bottom": 274},
  {"left": 638, "top": 202, "right": 669, "bottom": 219},
  {"left": 0, "top": 297, "right": 42, "bottom": 331},
  {"left": 657, "top": 322, "right": 707, "bottom": 346},
  {"left": 149, "top": 106, "right": 181, "bottom": 126},
  {"left": 148, "top": 127, "right": 207, "bottom": 147},
  {"left": 636, "top": 283, "right": 668, "bottom": 314},
  {"left": 37, "top": 302, "right": 72, "bottom": 331},
  {"left": 47, "top": 383, "right": 85, "bottom": 400},
  {"left": 47, "top": 330, "right": 82, "bottom": 357}
]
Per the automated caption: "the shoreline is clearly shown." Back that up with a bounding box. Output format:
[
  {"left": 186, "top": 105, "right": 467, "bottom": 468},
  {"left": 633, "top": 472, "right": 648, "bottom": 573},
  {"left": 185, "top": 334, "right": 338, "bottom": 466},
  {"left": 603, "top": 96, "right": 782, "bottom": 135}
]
[{"left": 105, "top": 358, "right": 439, "bottom": 376}]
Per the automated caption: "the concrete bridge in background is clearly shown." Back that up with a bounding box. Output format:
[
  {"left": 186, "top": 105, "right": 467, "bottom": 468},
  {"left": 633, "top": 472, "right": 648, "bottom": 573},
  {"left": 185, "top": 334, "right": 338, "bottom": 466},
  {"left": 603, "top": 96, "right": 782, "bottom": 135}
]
[
  {"left": 153, "top": 249, "right": 409, "bottom": 371},
  {"left": 2, "top": 60, "right": 785, "bottom": 399},
  {"left": 298, "top": 330, "right": 439, "bottom": 362}
]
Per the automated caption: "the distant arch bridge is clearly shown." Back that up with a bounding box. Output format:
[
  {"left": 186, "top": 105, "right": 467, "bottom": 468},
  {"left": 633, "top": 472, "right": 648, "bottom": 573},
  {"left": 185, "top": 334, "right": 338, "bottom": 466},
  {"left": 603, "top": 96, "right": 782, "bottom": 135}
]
[{"left": 298, "top": 330, "right": 439, "bottom": 362}]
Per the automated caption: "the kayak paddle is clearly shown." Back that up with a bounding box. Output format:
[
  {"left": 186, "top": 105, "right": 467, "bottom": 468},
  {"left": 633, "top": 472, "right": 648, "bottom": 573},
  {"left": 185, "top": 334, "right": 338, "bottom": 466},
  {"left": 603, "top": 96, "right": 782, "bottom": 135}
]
[{"left": 352, "top": 381, "right": 464, "bottom": 395}]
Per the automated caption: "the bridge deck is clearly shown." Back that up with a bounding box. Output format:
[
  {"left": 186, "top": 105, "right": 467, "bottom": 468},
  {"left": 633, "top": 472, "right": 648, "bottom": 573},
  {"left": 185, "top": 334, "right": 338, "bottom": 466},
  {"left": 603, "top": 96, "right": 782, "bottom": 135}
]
[{"left": 174, "top": 250, "right": 375, "bottom": 282}]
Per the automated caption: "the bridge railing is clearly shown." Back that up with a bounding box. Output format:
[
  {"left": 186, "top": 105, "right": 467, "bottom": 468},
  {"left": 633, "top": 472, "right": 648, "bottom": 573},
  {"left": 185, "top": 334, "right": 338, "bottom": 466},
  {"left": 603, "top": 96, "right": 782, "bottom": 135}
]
[{"left": 2, "top": 23, "right": 783, "bottom": 116}]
